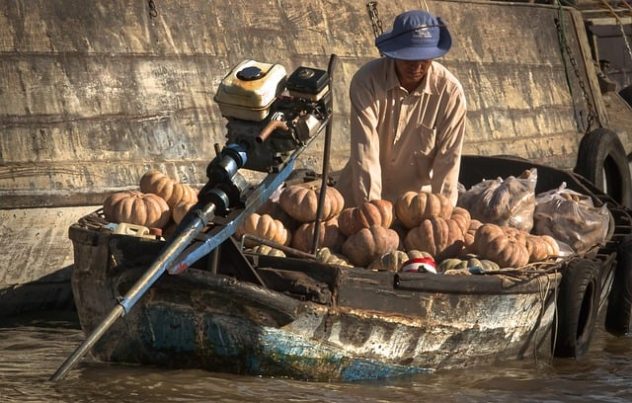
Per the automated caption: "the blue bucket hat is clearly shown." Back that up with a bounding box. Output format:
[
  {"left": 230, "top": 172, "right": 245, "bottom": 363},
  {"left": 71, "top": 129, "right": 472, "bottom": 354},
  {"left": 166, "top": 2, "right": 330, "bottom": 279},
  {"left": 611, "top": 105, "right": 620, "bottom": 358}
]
[{"left": 376, "top": 10, "right": 452, "bottom": 61}]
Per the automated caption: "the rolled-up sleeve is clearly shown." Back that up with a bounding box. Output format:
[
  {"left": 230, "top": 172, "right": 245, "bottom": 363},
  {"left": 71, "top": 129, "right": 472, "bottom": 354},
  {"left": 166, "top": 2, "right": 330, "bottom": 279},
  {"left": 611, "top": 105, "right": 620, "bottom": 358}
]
[
  {"left": 430, "top": 85, "right": 467, "bottom": 205},
  {"left": 346, "top": 73, "right": 382, "bottom": 206}
]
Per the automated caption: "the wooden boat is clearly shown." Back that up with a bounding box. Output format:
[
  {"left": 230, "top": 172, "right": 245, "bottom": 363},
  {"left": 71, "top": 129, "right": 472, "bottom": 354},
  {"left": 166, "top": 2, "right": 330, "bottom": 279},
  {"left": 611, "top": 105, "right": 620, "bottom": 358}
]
[
  {"left": 4, "top": 0, "right": 632, "bottom": 318},
  {"left": 69, "top": 156, "right": 632, "bottom": 381}
]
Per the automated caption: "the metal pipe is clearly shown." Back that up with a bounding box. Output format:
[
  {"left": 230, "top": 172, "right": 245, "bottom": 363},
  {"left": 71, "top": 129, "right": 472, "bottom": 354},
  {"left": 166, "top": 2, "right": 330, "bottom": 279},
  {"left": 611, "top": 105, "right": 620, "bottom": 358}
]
[
  {"left": 256, "top": 119, "right": 288, "bottom": 143},
  {"left": 209, "top": 247, "right": 220, "bottom": 274},
  {"left": 311, "top": 54, "right": 338, "bottom": 254}
]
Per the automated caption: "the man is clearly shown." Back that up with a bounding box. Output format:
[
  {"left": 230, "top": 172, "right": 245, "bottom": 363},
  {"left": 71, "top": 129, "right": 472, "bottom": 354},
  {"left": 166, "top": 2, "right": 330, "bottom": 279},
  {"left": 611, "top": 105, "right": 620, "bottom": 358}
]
[{"left": 337, "top": 10, "right": 466, "bottom": 207}]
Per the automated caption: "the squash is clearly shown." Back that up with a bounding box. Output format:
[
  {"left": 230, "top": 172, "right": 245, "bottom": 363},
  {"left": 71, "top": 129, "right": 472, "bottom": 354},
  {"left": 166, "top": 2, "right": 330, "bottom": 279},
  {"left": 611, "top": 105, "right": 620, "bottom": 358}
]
[
  {"left": 103, "top": 191, "right": 170, "bottom": 228},
  {"left": 235, "top": 213, "right": 291, "bottom": 246},
  {"left": 338, "top": 199, "right": 394, "bottom": 236},
  {"left": 257, "top": 198, "right": 298, "bottom": 231},
  {"left": 525, "top": 234, "right": 560, "bottom": 263},
  {"left": 404, "top": 216, "right": 465, "bottom": 259},
  {"left": 316, "top": 247, "right": 353, "bottom": 267},
  {"left": 474, "top": 223, "right": 530, "bottom": 268},
  {"left": 438, "top": 258, "right": 467, "bottom": 272},
  {"left": 140, "top": 170, "right": 198, "bottom": 208},
  {"left": 249, "top": 245, "right": 286, "bottom": 257},
  {"left": 463, "top": 218, "right": 482, "bottom": 254},
  {"left": 172, "top": 200, "right": 197, "bottom": 224},
  {"left": 438, "top": 257, "right": 500, "bottom": 273},
  {"left": 395, "top": 191, "right": 453, "bottom": 229},
  {"left": 367, "top": 250, "right": 432, "bottom": 272},
  {"left": 541, "top": 234, "right": 560, "bottom": 257},
  {"left": 450, "top": 207, "right": 471, "bottom": 234},
  {"left": 342, "top": 225, "right": 399, "bottom": 267},
  {"left": 279, "top": 184, "right": 344, "bottom": 223},
  {"left": 292, "top": 218, "right": 345, "bottom": 253}
]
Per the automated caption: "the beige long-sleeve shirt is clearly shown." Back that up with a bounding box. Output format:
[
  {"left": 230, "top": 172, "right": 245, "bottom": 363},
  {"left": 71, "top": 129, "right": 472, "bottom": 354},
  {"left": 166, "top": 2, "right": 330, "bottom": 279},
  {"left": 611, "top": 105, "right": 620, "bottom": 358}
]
[{"left": 337, "top": 58, "right": 467, "bottom": 207}]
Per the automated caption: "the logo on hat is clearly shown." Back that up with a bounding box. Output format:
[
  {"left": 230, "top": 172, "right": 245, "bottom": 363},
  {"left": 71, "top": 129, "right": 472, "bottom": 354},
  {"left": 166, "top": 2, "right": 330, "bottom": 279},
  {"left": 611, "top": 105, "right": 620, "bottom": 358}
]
[{"left": 412, "top": 25, "right": 433, "bottom": 39}]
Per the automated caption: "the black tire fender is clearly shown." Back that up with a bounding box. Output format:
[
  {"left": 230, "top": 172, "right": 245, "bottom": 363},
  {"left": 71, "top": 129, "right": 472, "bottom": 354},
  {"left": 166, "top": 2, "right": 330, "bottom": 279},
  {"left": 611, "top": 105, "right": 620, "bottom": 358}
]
[
  {"left": 605, "top": 235, "right": 632, "bottom": 336},
  {"left": 619, "top": 84, "right": 632, "bottom": 108},
  {"left": 574, "top": 128, "right": 632, "bottom": 209},
  {"left": 553, "top": 259, "right": 600, "bottom": 358}
]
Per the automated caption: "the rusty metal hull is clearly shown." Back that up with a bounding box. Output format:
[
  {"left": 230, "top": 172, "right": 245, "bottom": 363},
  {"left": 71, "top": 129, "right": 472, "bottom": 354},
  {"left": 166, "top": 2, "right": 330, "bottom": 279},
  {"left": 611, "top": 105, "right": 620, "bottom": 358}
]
[{"left": 70, "top": 224, "right": 559, "bottom": 381}]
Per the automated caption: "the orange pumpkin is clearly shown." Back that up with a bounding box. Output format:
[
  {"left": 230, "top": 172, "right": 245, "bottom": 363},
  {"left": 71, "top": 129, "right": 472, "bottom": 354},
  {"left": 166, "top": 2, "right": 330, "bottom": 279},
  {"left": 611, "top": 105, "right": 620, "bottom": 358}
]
[
  {"left": 338, "top": 199, "right": 394, "bottom": 236},
  {"left": 235, "top": 213, "right": 291, "bottom": 246},
  {"left": 140, "top": 170, "right": 198, "bottom": 208},
  {"left": 474, "top": 223, "right": 530, "bottom": 268},
  {"left": 103, "top": 191, "right": 170, "bottom": 228},
  {"left": 404, "top": 216, "right": 464, "bottom": 259},
  {"left": 292, "top": 218, "right": 345, "bottom": 253},
  {"left": 525, "top": 234, "right": 560, "bottom": 263},
  {"left": 172, "top": 200, "right": 197, "bottom": 224},
  {"left": 450, "top": 207, "right": 471, "bottom": 234},
  {"left": 342, "top": 225, "right": 399, "bottom": 267},
  {"left": 257, "top": 199, "right": 298, "bottom": 231},
  {"left": 279, "top": 184, "right": 344, "bottom": 223},
  {"left": 463, "top": 218, "right": 483, "bottom": 254},
  {"left": 395, "top": 191, "right": 453, "bottom": 229}
]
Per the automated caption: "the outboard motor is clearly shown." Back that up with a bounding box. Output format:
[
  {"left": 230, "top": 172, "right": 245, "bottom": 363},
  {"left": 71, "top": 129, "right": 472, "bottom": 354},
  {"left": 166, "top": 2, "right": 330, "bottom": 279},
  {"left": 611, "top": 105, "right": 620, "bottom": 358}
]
[{"left": 214, "top": 60, "right": 332, "bottom": 172}]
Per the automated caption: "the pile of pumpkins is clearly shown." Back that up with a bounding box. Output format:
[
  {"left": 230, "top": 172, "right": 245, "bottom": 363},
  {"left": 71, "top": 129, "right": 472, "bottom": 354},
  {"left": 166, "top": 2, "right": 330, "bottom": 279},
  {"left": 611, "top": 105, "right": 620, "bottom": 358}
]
[
  {"left": 236, "top": 183, "right": 561, "bottom": 273},
  {"left": 102, "top": 170, "right": 198, "bottom": 230},
  {"left": 102, "top": 171, "right": 561, "bottom": 273}
]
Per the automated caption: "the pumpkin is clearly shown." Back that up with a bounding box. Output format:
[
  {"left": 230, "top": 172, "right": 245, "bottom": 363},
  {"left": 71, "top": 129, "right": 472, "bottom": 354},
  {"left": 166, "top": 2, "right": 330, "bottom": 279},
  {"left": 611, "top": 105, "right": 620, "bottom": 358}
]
[
  {"left": 395, "top": 191, "right": 453, "bottom": 229},
  {"left": 474, "top": 223, "right": 530, "bottom": 268},
  {"left": 525, "top": 234, "right": 560, "bottom": 263},
  {"left": 316, "top": 247, "right": 353, "bottom": 267},
  {"left": 342, "top": 225, "right": 399, "bottom": 267},
  {"left": 172, "top": 200, "right": 197, "bottom": 224},
  {"left": 338, "top": 199, "right": 394, "bottom": 236},
  {"left": 257, "top": 198, "right": 298, "bottom": 231},
  {"left": 404, "top": 216, "right": 465, "bottom": 259},
  {"left": 103, "top": 191, "right": 170, "bottom": 228},
  {"left": 367, "top": 250, "right": 433, "bottom": 272},
  {"left": 541, "top": 234, "right": 560, "bottom": 257},
  {"left": 140, "top": 170, "right": 198, "bottom": 208},
  {"left": 439, "top": 257, "right": 500, "bottom": 273},
  {"left": 279, "top": 184, "right": 344, "bottom": 223},
  {"left": 292, "top": 218, "right": 345, "bottom": 253},
  {"left": 235, "top": 213, "right": 291, "bottom": 246},
  {"left": 248, "top": 245, "right": 286, "bottom": 257},
  {"left": 450, "top": 207, "right": 471, "bottom": 234},
  {"left": 463, "top": 218, "right": 483, "bottom": 254}
]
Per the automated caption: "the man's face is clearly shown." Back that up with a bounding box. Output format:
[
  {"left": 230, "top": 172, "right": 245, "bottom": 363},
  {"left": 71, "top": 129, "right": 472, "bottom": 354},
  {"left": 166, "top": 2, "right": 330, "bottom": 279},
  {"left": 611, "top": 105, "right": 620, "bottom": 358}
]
[{"left": 394, "top": 59, "right": 432, "bottom": 86}]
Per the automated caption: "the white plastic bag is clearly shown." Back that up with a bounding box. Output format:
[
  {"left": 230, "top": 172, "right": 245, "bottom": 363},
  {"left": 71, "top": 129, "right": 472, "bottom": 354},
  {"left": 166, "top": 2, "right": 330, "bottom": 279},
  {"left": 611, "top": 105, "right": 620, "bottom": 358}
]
[
  {"left": 533, "top": 183, "right": 610, "bottom": 254},
  {"left": 458, "top": 168, "right": 537, "bottom": 232}
]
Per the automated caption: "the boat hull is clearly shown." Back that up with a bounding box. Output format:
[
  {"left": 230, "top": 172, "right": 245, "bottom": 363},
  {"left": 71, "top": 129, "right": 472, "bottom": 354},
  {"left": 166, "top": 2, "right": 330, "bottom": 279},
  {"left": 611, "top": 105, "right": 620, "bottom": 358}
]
[{"left": 71, "top": 225, "right": 558, "bottom": 381}]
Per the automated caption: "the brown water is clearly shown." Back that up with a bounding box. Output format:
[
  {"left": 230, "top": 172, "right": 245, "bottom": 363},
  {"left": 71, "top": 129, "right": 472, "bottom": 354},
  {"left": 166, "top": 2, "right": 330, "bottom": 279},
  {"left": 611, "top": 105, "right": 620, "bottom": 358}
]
[{"left": 1, "top": 311, "right": 631, "bottom": 403}]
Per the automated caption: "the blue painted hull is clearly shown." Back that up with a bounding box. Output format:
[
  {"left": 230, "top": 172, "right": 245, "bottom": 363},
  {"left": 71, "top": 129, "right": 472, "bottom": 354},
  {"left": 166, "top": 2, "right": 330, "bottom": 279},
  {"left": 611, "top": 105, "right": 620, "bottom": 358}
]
[{"left": 70, "top": 227, "right": 560, "bottom": 381}]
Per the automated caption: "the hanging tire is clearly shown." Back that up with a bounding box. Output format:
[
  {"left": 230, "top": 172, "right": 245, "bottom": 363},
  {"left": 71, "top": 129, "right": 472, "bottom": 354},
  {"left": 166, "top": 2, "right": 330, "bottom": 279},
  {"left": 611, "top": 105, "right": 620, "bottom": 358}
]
[
  {"left": 553, "top": 259, "right": 600, "bottom": 358},
  {"left": 605, "top": 235, "right": 632, "bottom": 336},
  {"left": 574, "top": 128, "right": 632, "bottom": 209},
  {"left": 619, "top": 84, "right": 632, "bottom": 108}
]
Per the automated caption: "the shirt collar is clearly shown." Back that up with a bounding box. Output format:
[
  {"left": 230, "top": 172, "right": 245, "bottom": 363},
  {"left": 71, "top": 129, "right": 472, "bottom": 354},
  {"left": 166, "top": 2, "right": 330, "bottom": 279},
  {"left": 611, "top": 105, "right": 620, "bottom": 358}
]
[{"left": 385, "top": 58, "right": 436, "bottom": 96}]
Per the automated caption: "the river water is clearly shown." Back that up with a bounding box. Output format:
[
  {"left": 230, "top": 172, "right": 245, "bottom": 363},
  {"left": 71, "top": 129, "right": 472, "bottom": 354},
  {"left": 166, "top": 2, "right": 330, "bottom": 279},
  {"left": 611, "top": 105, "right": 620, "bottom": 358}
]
[{"left": 1, "top": 311, "right": 631, "bottom": 402}]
